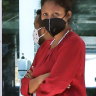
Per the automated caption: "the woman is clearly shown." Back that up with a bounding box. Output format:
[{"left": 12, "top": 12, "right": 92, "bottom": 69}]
[
  {"left": 21, "top": 9, "right": 53, "bottom": 96},
  {"left": 33, "top": 9, "right": 53, "bottom": 45},
  {"left": 21, "top": 0, "right": 87, "bottom": 96}
]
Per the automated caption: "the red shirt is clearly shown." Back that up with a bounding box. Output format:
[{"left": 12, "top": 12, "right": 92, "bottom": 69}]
[{"left": 21, "top": 31, "right": 87, "bottom": 96}]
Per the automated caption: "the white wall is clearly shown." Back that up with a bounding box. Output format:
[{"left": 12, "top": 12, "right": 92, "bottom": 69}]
[
  {"left": 85, "top": 54, "right": 96, "bottom": 88},
  {"left": 19, "top": 0, "right": 41, "bottom": 62},
  {"left": 19, "top": 0, "right": 34, "bottom": 62},
  {"left": 0, "top": 0, "right": 2, "bottom": 96}
]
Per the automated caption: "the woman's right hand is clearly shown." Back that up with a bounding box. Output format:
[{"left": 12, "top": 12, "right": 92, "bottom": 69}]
[{"left": 24, "top": 70, "right": 33, "bottom": 78}]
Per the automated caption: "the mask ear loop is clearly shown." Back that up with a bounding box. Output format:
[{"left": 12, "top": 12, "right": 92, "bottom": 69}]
[
  {"left": 37, "top": 27, "right": 42, "bottom": 31},
  {"left": 61, "top": 13, "right": 68, "bottom": 26},
  {"left": 61, "top": 12, "right": 67, "bottom": 19},
  {"left": 39, "top": 33, "right": 45, "bottom": 38},
  {"left": 38, "top": 27, "right": 46, "bottom": 38}
]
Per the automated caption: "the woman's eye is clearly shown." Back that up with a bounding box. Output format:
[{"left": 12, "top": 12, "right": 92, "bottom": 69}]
[
  {"left": 42, "top": 13, "right": 48, "bottom": 16},
  {"left": 54, "top": 13, "right": 60, "bottom": 17}
]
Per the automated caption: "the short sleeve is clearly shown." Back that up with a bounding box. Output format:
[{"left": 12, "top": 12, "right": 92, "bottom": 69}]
[{"left": 37, "top": 39, "right": 85, "bottom": 96}]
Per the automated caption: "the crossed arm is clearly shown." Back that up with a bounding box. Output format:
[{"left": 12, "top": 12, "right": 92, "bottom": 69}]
[
  {"left": 24, "top": 69, "right": 50, "bottom": 94},
  {"left": 24, "top": 69, "right": 71, "bottom": 94}
]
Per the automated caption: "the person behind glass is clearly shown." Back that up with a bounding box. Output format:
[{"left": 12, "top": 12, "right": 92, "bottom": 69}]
[
  {"left": 33, "top": 9, "right": 53, "bottom": 45},
  {"left": 21, "top": 0, "right": 87, "bottom": 96},
  {"left": 21, "top": 9, "right": 53, "bottom": 96}
]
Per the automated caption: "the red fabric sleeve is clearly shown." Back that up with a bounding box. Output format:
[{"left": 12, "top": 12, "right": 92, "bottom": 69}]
[
  {"left": 20, "top": 63, "right": 34, "bottom": 96},
  {"left": 21, "top": 78, "right": 33, "bottom": 96},
  {"left": 37, "top": 38, "right": 85, "bottom": 96}
]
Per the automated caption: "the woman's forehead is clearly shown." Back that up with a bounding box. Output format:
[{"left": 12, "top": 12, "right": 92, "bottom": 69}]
[{"left": 41, "top": 1, "right": 65, "bottom": 12}]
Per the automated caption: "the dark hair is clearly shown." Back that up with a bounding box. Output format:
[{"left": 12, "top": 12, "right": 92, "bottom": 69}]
[
  {"left": 41, "top": 0, "right": 74, "bottom": 12},
  {"left": 35, "top": 9, "right": 43, "bottom": 27},
  {"left": 36, "top": 9, "right": 41, "bottom": 15}
]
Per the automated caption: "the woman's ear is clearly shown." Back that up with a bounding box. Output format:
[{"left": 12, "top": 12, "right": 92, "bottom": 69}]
[
  {"left": 64, "top": 11, "right": 72, "bottom": 22},
  {"left": 67, "top": 11, "right": 72, "bottom": 21}
]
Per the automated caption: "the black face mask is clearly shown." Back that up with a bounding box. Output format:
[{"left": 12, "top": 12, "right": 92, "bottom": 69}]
[{"left": 42, "top": 18, "right": 66, "bottom": 37}]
